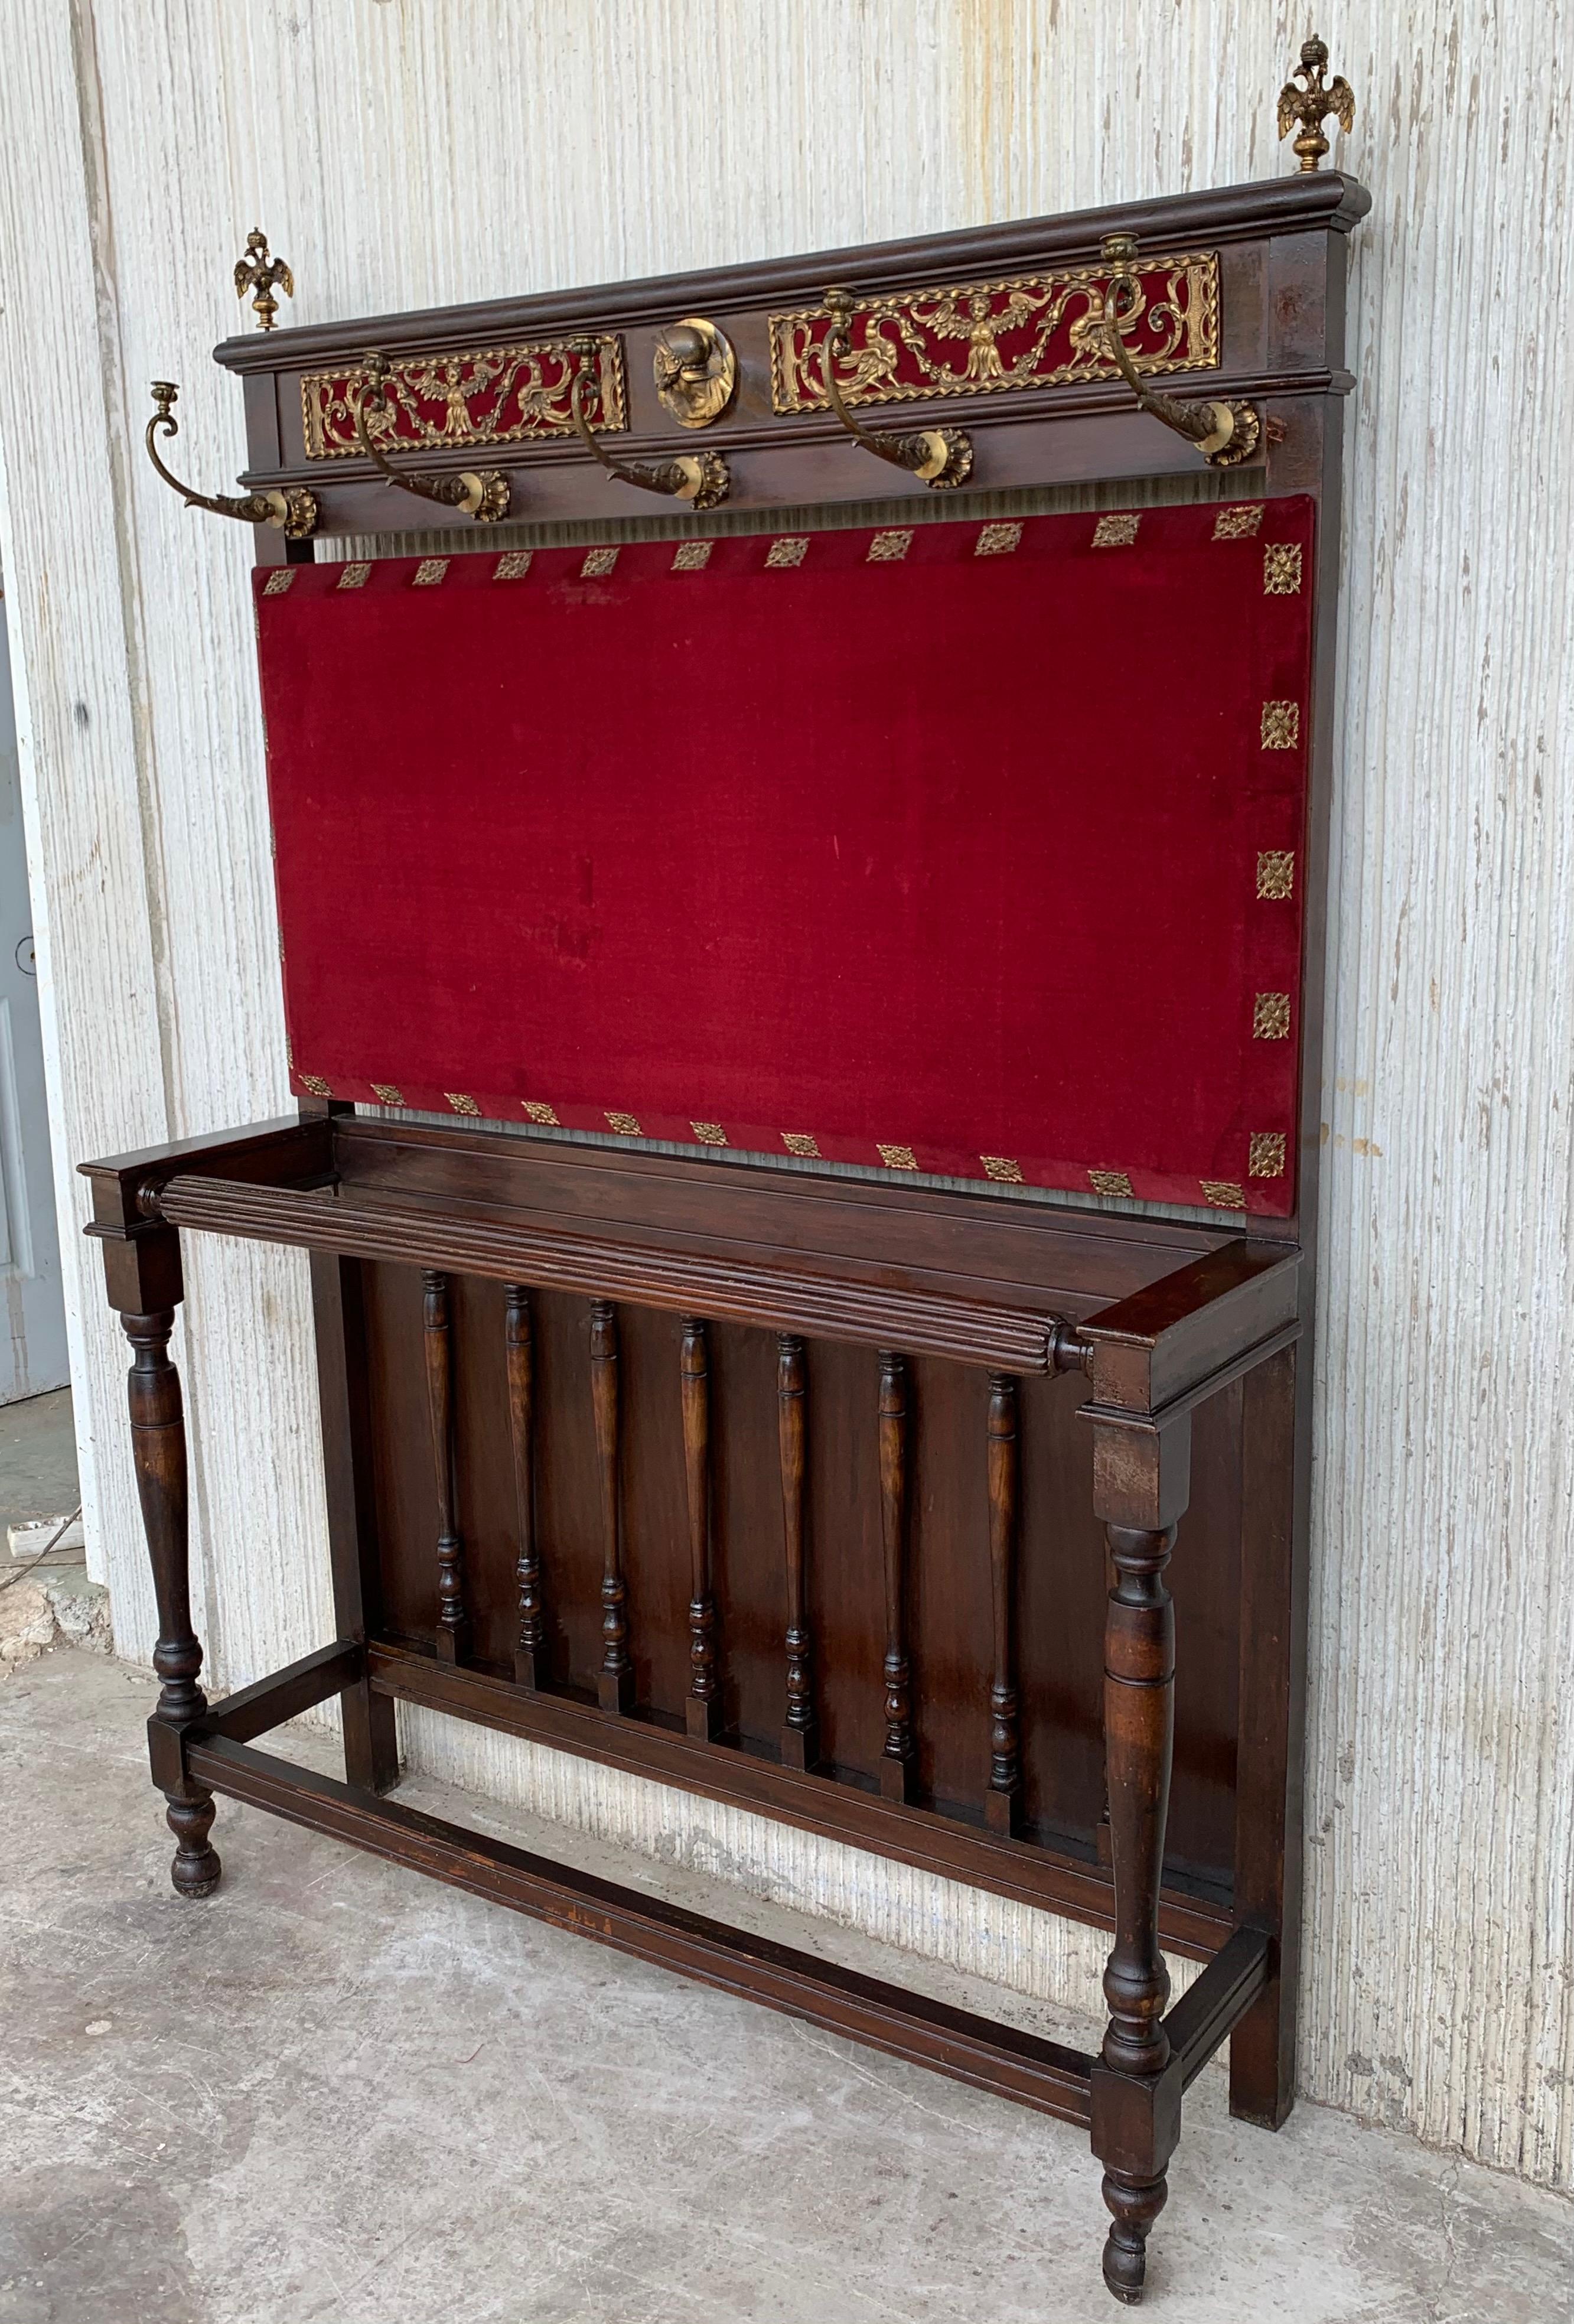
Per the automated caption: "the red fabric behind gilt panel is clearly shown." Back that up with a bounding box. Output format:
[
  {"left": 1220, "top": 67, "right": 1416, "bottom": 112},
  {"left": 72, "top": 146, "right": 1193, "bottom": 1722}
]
[{"left": 255, "top": 501, "right": 1314, "bottom": 1215}]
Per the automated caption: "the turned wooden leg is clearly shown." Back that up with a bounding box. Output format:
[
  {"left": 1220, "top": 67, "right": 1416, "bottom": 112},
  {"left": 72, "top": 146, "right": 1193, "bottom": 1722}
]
[
  {"left": 123, "top": 1310, "right": 221, "bottom": 1899},
  {"left": 1098, "top": 1519, "right": 1177, "bottom": 2302},
  {"left": 1100, "top": 2168, "right": 1168, "bottom": 2303}
]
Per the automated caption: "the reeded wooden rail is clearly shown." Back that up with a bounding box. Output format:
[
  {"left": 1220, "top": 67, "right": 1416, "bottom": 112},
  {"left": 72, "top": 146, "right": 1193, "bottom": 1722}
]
[{"left": 149, "top": 1173, "right": 1065, "bottom": 1369}]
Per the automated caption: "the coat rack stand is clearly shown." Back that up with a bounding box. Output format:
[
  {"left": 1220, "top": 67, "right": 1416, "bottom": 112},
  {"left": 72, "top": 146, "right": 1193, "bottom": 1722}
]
[{"left": 88, "top": 74, "right": 1366, "bottom": 2300}]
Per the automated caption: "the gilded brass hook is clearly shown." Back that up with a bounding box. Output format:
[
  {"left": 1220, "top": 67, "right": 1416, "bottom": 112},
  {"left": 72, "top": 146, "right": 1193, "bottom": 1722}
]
[
  {"left": 820, "top": 289, "right": 973, "bottom": 489},
  {"left": 1097, "top": 237, "right": 1261, "bottom": 468},
  {"left": 145, "top": 382, "right": 317, "bottom": 538},
  {"left": 569, "top": 344, "right": 729, "bottom": 507},
  {"left": 353, "top": 352, "right": 510, "bottom": 522}
]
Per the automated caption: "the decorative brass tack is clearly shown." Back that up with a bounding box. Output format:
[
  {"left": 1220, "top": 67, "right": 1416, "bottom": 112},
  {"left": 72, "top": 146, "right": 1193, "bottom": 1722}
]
[
  {"left": 351, "top": 353, "right": 510, "bottom": 522},
  {"left": 819, "top": 289, "right": 973, "bottom": 489},
  {"left": 653, "top": 317, "right": 738, "bottom": 428},
  {"left": 1277, "top": 35, "right": 1354, "bottom": 173},
  {"left": 233, "top": 229, "right": 294, "bottom": 331},
  {"left": 1097, "top": 237, "right": 1262, "bottom": 468},
  {"left": 569, "top": 343, "right": 729, "bottom": 507},
  {"left": 145, "top": 381, "right": 318, "bottom": 538}
]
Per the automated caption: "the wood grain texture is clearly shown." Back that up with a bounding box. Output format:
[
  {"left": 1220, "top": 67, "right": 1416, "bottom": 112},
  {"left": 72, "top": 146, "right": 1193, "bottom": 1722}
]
[
  {"left": 877, "top": 1350, "right": 916, "bottom": 1802},
  {"left": 776, "top": 1334, "right": 817, "bottom": 1770},
  {"left": 680, "top": 1317, "right": 721, "bottom": 1740},
  {"left": 985, "top": 1373, "right": 1022, "bottom": 1837},
  {"left": 421, "top": 1269, "right": 469, "bottom": 1661},
  {"left": 590, "top": 1299, "right": 634, "bottom": 1715},
  {"left": 2, "top": 0, "right": 1570, "bottom": 2192},
  {"left": 505, "top": 1284, "right": 547, "bottom": 1689}
]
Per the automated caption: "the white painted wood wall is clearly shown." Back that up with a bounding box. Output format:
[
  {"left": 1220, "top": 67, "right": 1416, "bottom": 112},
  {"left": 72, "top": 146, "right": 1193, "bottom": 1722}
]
[{"left": 0, "top": 0, "right": 1568, "bottom": 2193}]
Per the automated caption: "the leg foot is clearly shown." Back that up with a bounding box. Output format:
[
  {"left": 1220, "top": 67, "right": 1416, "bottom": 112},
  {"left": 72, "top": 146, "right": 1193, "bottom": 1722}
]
[
  {"left": 1100, "top": 2170, "right": 1166, "bottom": 2303},
  {"left": 165, "top": 1791, "right": 221, "bottom": 1897}
]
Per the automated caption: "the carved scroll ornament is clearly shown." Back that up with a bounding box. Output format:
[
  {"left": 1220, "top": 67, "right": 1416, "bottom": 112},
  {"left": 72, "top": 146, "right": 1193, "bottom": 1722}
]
[
  {"left": 770, "top": 250, "right": 1218, "bottom": 416},
  {"left": 302, "top": 333, "right": 627, "bottom": 459}
]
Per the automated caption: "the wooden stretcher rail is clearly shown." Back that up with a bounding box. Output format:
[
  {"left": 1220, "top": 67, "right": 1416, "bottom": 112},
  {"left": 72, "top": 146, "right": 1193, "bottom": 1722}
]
[
  {"left": 185, "top": 1728, "right": 1100, "bottom": 2125},
  {"left": 198, "top": 1638, "right": 363, "bottom": 1743},
  {"left": 366, "top": 1637, "right": 1237, "bottom": 1956},
  {"left": 180, "top": 1643, "right": 1268, "bottom": 2130},
  {"left": 153, "top": 1171, "right": 1064, "bottom": 1370},
  {"left": 1163, "top": 1927, "right": 1273, "bottom": 2089}
]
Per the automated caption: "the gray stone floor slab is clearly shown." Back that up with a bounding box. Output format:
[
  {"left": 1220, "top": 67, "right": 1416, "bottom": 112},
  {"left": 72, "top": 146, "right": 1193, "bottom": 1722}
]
[
  {"left": 0, "top": 1390, "right": 77, "bottom": 1538},
  {"left": 1, "top": 1648, "right": 1569, "bottom": 2324}
]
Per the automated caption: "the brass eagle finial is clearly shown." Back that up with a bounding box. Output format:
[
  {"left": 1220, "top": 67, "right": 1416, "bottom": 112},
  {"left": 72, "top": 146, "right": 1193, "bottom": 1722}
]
[
  {"left": 233, "top": 228, "right": 294, "bottom": 331},
  {"left": 1276, "top": 36, "right": 1355, "bottom": 172}
]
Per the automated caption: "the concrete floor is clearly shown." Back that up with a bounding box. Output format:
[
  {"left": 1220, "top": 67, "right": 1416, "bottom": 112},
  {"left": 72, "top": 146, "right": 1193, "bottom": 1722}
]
[
  {"left": 0, "top": 1388, "right": 79, "bottom": 1535},
  {"left": 0, "top": 1392, "right": 107, "bottom": 1662},
  {"left": 1, "top": 1650, "right": 1570, "bottom": 2324}
]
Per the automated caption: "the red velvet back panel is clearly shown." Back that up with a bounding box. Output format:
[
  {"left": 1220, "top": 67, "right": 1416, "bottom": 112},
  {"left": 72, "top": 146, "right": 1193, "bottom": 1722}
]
[{"left": 256, "top": 500, "right": 1314, "bottom": 1215}]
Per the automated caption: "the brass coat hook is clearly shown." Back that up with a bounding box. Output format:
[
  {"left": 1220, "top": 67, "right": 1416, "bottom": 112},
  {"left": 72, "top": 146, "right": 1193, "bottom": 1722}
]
[
  {"left": 820, "top": 289, "right": 973, "bottom": 489},
  {"left": 569, "top": 343, "right": 729, "bottom": 507},
  {"left": 1097, "top": 238, "right": 1261, "bottom": 468},
  {"left": 353, "top": 352, "right": 510, "bottom": 522},
  {"left": 145, "top": 382, "right": 317, "bottom": 537}
]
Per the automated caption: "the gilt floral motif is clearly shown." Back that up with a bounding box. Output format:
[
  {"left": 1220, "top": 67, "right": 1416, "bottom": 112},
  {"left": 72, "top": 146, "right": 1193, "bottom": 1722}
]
[
  {"left": 302, "top": 335, "right": 627, "bottom": 459},
  {"left": 770, "top": 252, "right": 1218, "bottom": 415}
]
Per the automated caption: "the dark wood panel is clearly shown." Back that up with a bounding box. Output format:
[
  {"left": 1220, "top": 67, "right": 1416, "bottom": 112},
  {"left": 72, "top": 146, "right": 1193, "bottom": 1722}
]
[
  {"left": 359, "top": 1258, "right": 435, "bottom": 1644},
  {"left": 707, "top": 1319, "right": 788, "bottom": 1746},
  {"left": 527, "top": 1291, "right": 605, "bottom": 1694},
  {"left": 615, "top": 1301, "right": 691, "bottom": 1716},
  {"left": 799, "top": 1336, "right": 882, "bottom": 1779},
  {"left": 907, "top": 1356, "right": 993, "bottom": 1814},
  {"left": 334, "top": 1115, "right": 1233, "bottom": 1303},
  {"left": 359, "top": 1259, "right": 1243, "bottom": 1892}
]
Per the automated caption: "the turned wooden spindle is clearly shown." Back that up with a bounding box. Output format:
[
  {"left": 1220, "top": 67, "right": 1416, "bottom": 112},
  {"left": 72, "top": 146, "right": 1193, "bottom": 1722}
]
[
  {"left": 985, "top": 1371, "right": 1022, "bottom": 1835},
  {"left": 591, "top": 1298, "right": 634, "bottom": 1713},
  {"left": 123, "top": 1309, "right": 221, "bottom": 1897},
  {"left": 680, "top": 1317, "right": 722, "bottom": 1740},
  {"left": 777, "top": 1333, "right": 818, "bottom": 1769},
  {"left": 1097, "top": 1518, "right": 1179, "bottom": 2302},
  {"left": 878, "top": 1349, "right": 917, "bottom": 1801},
  {"left": 422, "top": 1268, "right": 470, "bottom": 1662},
  {"left": 506, "top": 1283, "right": 548, "bottom": 1689}
]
